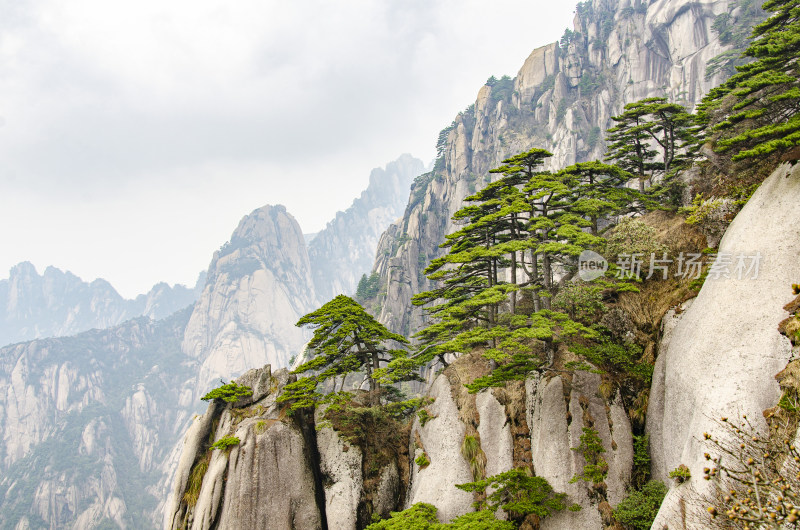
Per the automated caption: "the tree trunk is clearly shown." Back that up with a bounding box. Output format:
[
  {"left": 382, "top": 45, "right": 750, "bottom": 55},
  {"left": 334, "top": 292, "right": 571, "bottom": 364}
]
[
  {"left": 511, "top": 250, "right": 517, "bottom": 313},
  {"left": 543, "top": 253, "right": 552, "bottom": 310},
  {"left": 369, "top": 352, "right": 381, "bottom": 406},
  {"left": 533, "top": 251, "right": 541, "bottom": 312}
]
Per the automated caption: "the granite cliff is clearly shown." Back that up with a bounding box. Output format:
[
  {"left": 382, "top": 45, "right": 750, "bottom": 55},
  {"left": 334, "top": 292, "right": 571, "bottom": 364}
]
[
  {"left": 372, "top": 0, "right": 736, "bottom": 337},
  {"left": 165, "top": 1, "right": 784, "bottom": 529}
]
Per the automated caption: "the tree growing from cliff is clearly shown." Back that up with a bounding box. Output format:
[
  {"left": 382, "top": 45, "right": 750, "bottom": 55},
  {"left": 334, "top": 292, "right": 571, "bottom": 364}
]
[
  {"left": 409, "top": 148, "right": 650, "bottom": 389},
  {"left": 365, "top": 502, "right": 515, "bottom": 529},
  {"left": 456, "top": 468, "right": 576, "bottom": 525},
  {"left": 698, "top": 0, "right": 800, "bottom": 162},
  {"left": 557, "top": 161, "right": 639, "bottom": 235},
  {"left": 278, "top": 295, "right": 411, "bottom": 409},
  {"left": 356, "top": 272, "right": 381, "bottom": 302},
  {"left": 201, "top": 382, "right": 253, "bottom": 403},
  {"left": 605, "top": 97, "right": 696, "bottom": 196}
]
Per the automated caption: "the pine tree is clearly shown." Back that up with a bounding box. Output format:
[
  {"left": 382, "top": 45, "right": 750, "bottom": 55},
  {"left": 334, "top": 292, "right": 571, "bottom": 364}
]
[
  {"left": 557, "top": 161, "right": 638, "bottom": 235},
  {"left": 278, "top": 295, "right": 410, "bottom": 409},
  {"left": 605, "top": 97, "right": 696, "bottom": 192},
  {"left": 698, "top": 0, "right": 800, "bottom": 161}
]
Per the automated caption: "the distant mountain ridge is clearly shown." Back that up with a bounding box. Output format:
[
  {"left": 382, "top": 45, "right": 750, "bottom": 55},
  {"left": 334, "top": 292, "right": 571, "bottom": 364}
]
[
  {"left": 0, "top": 262, "right": 204, "bottom": 348},
  {"left": 0, "top": 308, "right": 197, "bottom": 529}
]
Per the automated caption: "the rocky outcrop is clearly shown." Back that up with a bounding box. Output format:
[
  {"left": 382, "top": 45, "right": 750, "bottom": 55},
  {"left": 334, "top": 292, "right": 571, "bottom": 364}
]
[
  {"left": 0, "top": 308, "right": 198, "bottom": 529},
  {"left": 407, "top": 375, "right": 475, "bottom": 522},
  {"left": 648, "top": 162, "right": 800, "bottom": 527},
  {"left": 308, "top": 154, "right": 424, "bottom": 302},
  {"left": 372, "top": 0, "right": 735, "bottom": 337},
  {"left": 168, "top": 361, "right": 523, "bottom": 529},
  {"left": 527, "top": 371, "right": 633, "bottom": 529},
  {"left": 182, "top": 205, "right": 319, "bottom": 395},
  {"left": 165, "top": 366, "right": 325, "bottom": 530},
  {"left": 0, "top": 262, "right": 201, "bottom": 348},
  {"left": 316, "top": 415, "right": 364, "bottom": 530}
]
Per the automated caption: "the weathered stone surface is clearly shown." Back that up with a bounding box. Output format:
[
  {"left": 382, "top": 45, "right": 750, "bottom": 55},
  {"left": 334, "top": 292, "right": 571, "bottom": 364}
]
[
  {"left": 166, "top": 365, "right": 323, "bottom": 530},
  {"left": 215, "top": 421, "right": 322, "bottom": 530},
  {"left": 407, "top": 375, "right": 474, "bottom": 522},
  {"left": 316, "top": 411, "right": 363, "bottom": 530},
  {"left": 373, "top": 461, "right": 401, "bottom": 519},
  {"left": 164, "top": 402, "right": 220, "bottom": 530},
  {"left": 231, "top": 364, "right": 273, "bottom": 406},
  {"left": 649, "top": 163, "right": 800, "bottom": 528},
  {"left": 476, "top": 391, "right": 513, "bottom": 478},
  {"left": 527, "top": 374, "right": 600, "bottom": 530},
  {"left": 527, "top": 370, "right": 632, "bottom": 529}
]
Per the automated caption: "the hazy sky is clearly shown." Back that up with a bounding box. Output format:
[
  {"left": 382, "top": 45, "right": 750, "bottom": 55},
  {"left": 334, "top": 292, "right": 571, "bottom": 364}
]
[{"left": 0, "top": 0, "right": 577, "bottom": 298}]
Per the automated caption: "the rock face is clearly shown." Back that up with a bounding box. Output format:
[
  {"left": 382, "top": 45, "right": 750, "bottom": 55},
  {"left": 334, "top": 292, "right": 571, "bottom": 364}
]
[
  {"left": 0, "top": 261, "right": 201, "bottom": 347},
  {"left": 164, "top": 366, "right": 325, "bottom": 530},
  {"left": 182, "top": 205, "right": 319, "bottom": 394},
  {"left": 0, "top": 309, "right": 198, "bottom": 529},
  {"left": 648, "top": 163, "right": 800, "bottom": 527},
  {"left": 316, "top": 413, "right": 364, "bottom": 530},
  {"left": 527, "top": 371, "right": 633, "bottom": 529},
  {"left": 407, "top": 375, "right": 475, "bottom": 522},
  {"left": 372, "top": 0, "right": 734, "bottom": 337},
  {"left": 308, "top": 154, "right": 424, "bottom": 302}
]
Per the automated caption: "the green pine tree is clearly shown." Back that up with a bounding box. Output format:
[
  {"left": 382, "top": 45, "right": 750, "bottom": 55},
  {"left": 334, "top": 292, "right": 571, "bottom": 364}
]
[
  {"left": 278, "top": 295, "right": 411, "bottom": 409},
  {"left": 605, "top": 97, "right": 696, "bottom": 194},
  {"left": 698, "top": 0, "right": 800, "bottom": 161}
]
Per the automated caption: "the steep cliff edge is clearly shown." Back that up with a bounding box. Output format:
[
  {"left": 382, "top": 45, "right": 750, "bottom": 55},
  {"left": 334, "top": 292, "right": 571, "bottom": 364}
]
[
  {"left": 308, "top": 155, "right": 424, "bottom": 302},
  {"left": 165, "top": 366, "right": 326, "bottom": 530},
  {"left": 167, "top": 353, "right": 635, "bottom": 528},
  {"left": 648, "top": 162, "right": 800, "bottom": 527},
  {"left": 372, "top": 0, "right": 733, "bottom": 336}
]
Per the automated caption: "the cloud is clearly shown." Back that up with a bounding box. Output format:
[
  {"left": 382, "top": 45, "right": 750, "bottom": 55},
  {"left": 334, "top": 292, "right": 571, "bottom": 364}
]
[{"left": 0, "top": 0, "right": 576, "bottom": 296}]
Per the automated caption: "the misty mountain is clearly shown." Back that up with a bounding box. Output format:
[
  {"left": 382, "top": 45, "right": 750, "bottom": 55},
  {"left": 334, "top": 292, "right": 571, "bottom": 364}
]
[
  {"left": 0, "top": 308, "right": 198, "bottom": 529},
  {"left": 308, "top": 153, "right": 424, "bottom": 301},
  {"left": 0, "top": 262, "right": 204, "bottom": 348},
  {"left": 0, "top": 154, "right": 421, "bottom": 528}
]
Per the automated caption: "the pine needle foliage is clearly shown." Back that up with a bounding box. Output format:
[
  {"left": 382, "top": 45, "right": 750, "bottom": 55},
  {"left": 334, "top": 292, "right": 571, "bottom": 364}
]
[
  {"left": 365, "top": 503, "right": 515, "bottom": 529},
  {"left": 570, "top": 427, "right": 609, "bottom": 485},
  {"left": 456, "top": 468, "right": 574, "bottom": 523},
  {"left": 278, "top": 295, "right": 413, "bottom": 410},
  {"left": 605, "top": 97, "right": 696, "bottom": 193},
  {"left": 698, "top": 0, "right": 800, "bottom": 161},
  {"left": 201, "top": 382, "right": 253, "bottom": 403}
]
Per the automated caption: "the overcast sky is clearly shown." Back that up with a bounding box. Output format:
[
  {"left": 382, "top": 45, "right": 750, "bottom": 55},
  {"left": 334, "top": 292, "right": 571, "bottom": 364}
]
[{"left": 0, "top": 0, "right": 577, "bottom": 298}]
